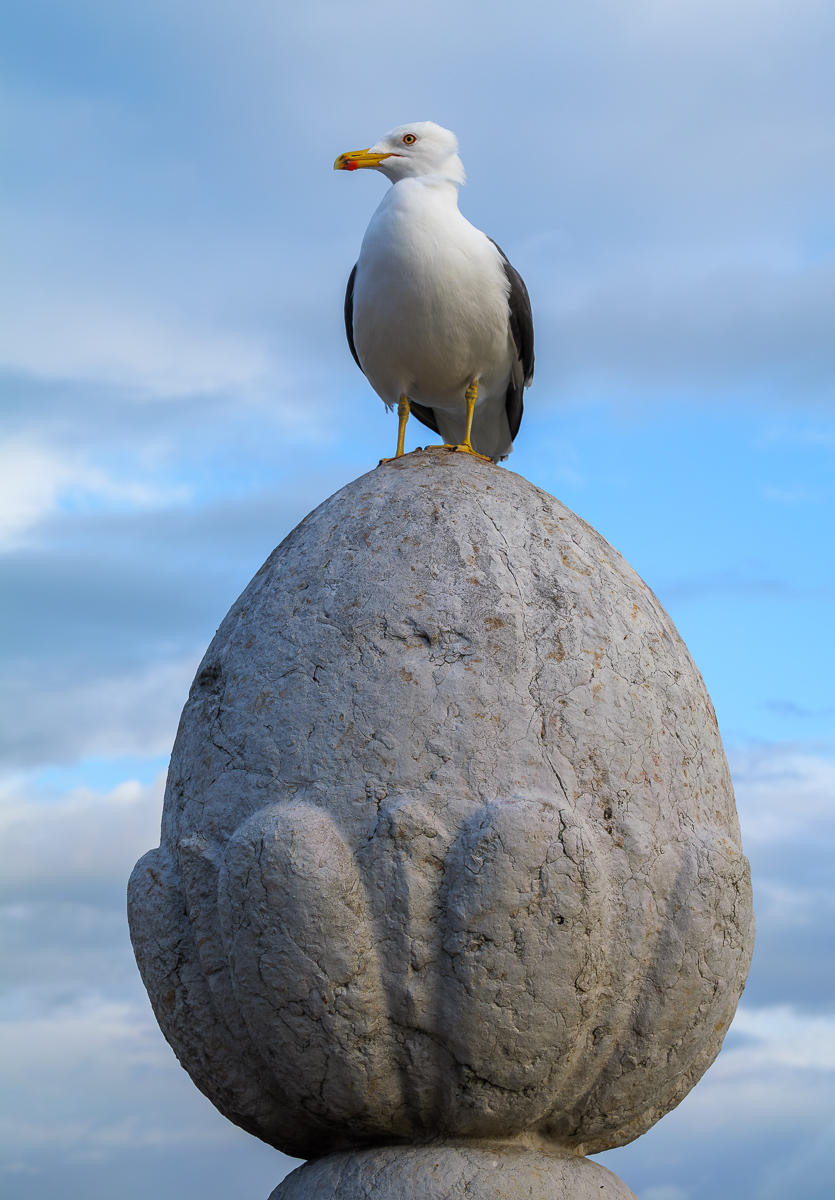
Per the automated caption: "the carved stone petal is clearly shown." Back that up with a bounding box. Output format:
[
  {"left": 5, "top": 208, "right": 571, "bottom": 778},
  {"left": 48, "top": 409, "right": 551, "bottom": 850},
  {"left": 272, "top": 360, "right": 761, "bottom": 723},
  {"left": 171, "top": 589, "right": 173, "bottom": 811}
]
[{"left": 218, "top": 802, "right": 408, "bottom": 1136}]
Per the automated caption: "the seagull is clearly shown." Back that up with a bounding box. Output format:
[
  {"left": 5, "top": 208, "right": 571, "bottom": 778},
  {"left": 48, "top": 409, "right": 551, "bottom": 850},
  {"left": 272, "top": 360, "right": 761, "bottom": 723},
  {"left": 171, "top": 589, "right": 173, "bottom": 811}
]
[{"left": 335, "top": 122, "right": 534, "bottom": 463}]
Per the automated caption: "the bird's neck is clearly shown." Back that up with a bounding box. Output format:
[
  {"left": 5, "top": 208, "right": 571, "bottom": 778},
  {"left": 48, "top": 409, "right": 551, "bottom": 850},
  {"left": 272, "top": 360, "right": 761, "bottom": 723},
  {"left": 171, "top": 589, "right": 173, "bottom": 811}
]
[{"left": 389, "top": 176, "right": 462, "bottom": 208}]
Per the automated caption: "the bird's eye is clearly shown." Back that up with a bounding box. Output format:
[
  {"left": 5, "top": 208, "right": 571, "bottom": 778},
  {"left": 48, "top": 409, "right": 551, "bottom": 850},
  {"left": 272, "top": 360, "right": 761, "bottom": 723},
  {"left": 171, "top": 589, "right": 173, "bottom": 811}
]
[{"left": 402, "top": 134, "right": 417, "bottom": 145}]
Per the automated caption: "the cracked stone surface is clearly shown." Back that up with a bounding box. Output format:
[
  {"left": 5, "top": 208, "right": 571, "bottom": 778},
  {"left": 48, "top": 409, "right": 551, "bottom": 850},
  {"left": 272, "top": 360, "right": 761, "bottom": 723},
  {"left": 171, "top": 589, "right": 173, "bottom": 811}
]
[
  {"left": 128, "top": 448, "right": 754, "bottom": 1169},
  {"left": 269, "top": 1144, "right": 638, "bottom": 1200}
]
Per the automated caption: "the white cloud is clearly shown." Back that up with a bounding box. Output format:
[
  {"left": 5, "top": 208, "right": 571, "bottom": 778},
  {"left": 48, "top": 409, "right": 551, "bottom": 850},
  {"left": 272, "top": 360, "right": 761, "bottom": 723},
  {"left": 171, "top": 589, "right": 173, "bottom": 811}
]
[
  {"left": 0, "top": 771, "right": 165, "bottom": 902},
  {"left": 0, "top": 288, "right": 274, "bottom": 399},
  {"left": 0, "top": 655, "right": 199, "bottom": 769},
  {"left": 0, "top": 439, "right": 192, "bottom": 551},
  {"left": 729, "top": 1007, "right": 835, "bottom": 1072},
  {"left": 0, "top": 992, "right": 243, "bottom": 1169},
  {"left": 0, "top": 987, "right": 300, "bottom": 1192},
  {"left": 543, "top": 262, "right": 835, "bottom": 404},
  {"left": 0, "top": 74, "right": 277, "bottom": 401},
  {"left": 731, "top": 749, "right": 835, "bottom": 845},
  {"left": 0, "top": 443, "right": 77, "bottom": 548},
  {"left": 0, "top": 753, "right": 293, "bottom": 1179},
  {"left": 0, "top": 763, "right": 240, "bottom": 1174},
  {"left": 753, "top": 877, "right": 835, "bottom": 932},
  {"left": 659, "top": 1005, "right": 835, "bottom": 1144}
]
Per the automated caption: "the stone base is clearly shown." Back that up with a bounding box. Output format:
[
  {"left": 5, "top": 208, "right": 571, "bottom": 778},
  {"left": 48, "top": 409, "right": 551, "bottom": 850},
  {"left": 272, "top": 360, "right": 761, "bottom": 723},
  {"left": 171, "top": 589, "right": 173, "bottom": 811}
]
[{"left": 269, "top": 1144, "right": 637, "bottom": 1200}]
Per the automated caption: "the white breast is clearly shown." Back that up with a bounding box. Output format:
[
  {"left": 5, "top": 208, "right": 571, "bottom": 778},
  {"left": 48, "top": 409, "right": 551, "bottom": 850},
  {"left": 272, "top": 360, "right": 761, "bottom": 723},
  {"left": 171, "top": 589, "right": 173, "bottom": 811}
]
[{"left": 352, "top": 178, "right": 514, "bottom": 414}]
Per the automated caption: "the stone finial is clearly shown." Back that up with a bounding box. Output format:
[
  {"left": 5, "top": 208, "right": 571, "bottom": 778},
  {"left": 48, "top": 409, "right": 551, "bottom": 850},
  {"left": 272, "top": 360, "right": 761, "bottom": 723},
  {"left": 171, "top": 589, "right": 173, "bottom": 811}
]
[{"left": 128, "top": 450, "right": 754, "bottom": 1199}]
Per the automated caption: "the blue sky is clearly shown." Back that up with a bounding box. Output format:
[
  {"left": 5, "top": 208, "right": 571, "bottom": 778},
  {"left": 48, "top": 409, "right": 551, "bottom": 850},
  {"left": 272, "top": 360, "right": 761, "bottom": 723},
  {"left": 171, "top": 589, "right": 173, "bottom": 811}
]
[{"left": 1, "top": 2, "right": 834, "bottom": 1198}]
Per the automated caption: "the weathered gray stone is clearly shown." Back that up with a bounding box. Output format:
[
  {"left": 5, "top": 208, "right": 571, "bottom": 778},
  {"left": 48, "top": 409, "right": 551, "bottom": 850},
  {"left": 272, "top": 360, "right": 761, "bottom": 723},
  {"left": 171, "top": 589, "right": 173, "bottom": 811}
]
[
  {"left": 128, "top": 448, "right": 754, "bottom": 1174},
  {"left": 269, "top": 1144, "right": 638, "bottom": 1200}
]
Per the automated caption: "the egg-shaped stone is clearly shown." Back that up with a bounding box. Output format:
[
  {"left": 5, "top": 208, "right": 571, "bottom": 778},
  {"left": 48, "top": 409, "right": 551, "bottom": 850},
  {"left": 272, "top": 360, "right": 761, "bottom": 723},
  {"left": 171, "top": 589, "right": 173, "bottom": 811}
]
[{"left": 128, "top": 449, "right": 754, "bottom": 1162}]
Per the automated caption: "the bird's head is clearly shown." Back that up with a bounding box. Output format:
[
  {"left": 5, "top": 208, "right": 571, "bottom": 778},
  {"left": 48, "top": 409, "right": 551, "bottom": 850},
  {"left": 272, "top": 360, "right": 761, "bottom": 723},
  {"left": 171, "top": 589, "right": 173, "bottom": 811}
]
[{"left": 334, "top": 122, "right": 466, "bottom": 185}]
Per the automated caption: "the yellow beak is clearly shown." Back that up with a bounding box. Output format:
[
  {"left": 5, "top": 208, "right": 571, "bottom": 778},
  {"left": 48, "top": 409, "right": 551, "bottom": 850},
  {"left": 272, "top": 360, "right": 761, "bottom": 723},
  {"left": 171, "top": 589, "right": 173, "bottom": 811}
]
[{"left": 334, "top": 148, "right": 396, "bottom": 172}]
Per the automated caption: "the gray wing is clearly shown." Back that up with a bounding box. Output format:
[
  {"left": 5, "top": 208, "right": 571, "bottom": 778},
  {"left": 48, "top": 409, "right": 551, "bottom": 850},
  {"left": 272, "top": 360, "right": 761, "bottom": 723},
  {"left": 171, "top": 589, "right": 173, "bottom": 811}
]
[{"left": 488, "top": 239, "right": 534, "bottom": 442}]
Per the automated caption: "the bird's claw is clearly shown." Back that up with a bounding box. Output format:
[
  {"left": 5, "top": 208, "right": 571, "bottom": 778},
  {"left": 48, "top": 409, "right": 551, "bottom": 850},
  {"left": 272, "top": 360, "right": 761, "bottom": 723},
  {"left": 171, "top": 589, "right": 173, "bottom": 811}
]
[
  {"left": 451, "top": 444, "right": 493, "bottom": 463},
  {"left": 421, "top": 443, "right": 493, "bottom": 462},
  {"left": 378, "top": 447, "right": 424, "bottom": 466}
]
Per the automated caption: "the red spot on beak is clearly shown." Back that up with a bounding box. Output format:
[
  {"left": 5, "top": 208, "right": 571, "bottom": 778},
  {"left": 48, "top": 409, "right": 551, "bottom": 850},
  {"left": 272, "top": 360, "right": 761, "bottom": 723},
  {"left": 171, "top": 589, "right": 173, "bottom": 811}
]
[{"left": 347, "top": 161, "right": 358, "bottom": 171}]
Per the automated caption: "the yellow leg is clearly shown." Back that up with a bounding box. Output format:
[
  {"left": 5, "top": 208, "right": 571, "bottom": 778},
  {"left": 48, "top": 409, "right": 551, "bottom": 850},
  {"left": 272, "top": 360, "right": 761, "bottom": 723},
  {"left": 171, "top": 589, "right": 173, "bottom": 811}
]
[
  {"left": 410, "top": 382, "right": 494, "bottom": 464},
  {"left": 447, "top": 380, "right": 492, "bottom": 462},
  {"left": 379, "top": 395, "right": 411, "bottom": 465},
  {"left": 460, "top": 381, "right": 478, "bottom": 452},
  {"left": 395, "top": 395, "right": 410, "bottom": 457},
  {"left": 425, "top": 381, "right": 491, "bottom": 461}
]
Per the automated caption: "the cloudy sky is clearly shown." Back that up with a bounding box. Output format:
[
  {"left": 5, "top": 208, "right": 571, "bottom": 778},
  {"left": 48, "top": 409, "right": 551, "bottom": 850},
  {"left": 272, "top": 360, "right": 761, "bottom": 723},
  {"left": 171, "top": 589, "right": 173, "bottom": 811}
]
[{"left": 2, "top": 1, "right": 834, "bottom": 1198}]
